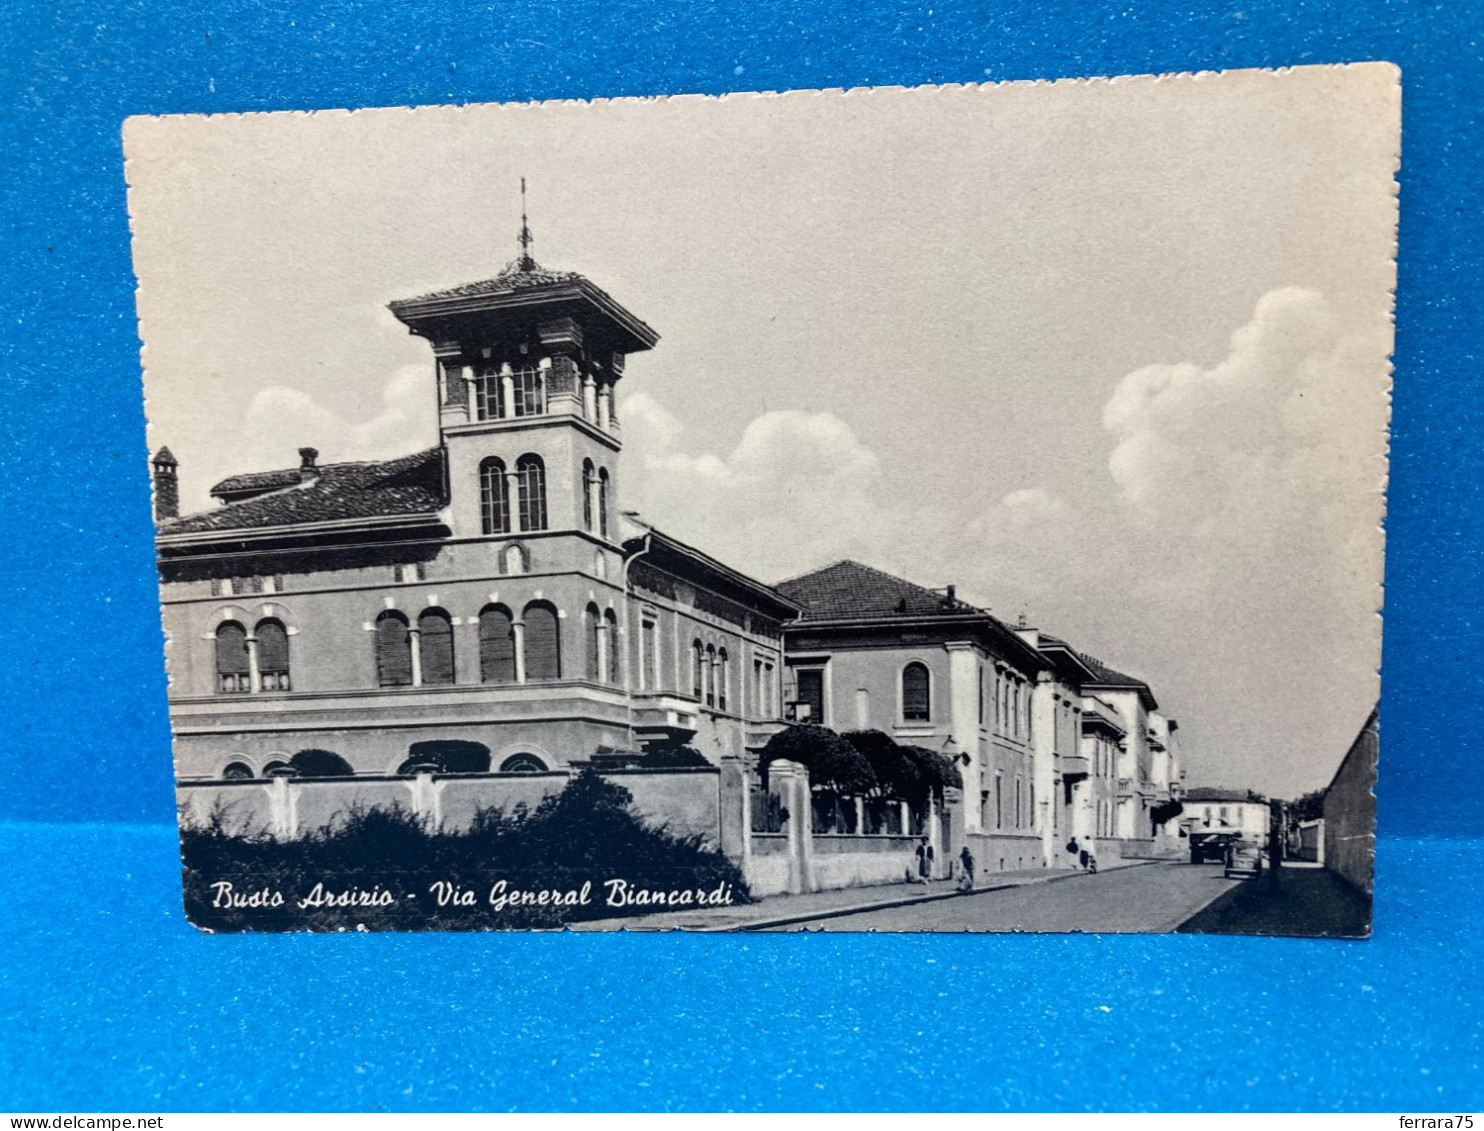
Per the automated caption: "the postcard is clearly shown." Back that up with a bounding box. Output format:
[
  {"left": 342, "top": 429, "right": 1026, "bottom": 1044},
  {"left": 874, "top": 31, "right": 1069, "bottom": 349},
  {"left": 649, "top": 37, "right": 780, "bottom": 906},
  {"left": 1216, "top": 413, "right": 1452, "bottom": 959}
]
[{"left": 125, "top": 65, "right": 1395, "bottom": 933}]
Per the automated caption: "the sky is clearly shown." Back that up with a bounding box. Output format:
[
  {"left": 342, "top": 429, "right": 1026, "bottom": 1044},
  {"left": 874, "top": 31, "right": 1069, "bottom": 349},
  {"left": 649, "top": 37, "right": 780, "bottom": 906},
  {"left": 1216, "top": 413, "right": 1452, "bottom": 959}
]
[{"left": 125, "top": 65, "right": 1398, "bottom": 798}]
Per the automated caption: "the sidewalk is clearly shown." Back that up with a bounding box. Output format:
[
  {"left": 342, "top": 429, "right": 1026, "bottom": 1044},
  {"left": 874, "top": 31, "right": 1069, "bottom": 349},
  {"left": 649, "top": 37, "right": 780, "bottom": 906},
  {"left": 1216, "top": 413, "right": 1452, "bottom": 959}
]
[{"left": 571, "top": 857, "right": 1156, "bottom": 932}]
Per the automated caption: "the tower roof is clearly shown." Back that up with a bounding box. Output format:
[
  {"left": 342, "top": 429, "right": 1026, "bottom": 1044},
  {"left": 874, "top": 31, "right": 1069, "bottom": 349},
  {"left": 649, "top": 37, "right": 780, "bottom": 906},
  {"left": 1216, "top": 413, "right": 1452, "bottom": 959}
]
[
  {"left": 152, "top": 445, "right": 177, "bottom": 466},
  {"left": 387, "top": 255, "right": 659, "bottom": 356}
]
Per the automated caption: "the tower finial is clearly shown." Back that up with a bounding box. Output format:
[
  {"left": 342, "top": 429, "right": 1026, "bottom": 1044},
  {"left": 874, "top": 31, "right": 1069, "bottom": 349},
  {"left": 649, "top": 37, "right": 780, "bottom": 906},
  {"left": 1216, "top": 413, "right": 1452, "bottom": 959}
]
[{"left": 517, "top": 177, "right": 535, "bottom": 270}]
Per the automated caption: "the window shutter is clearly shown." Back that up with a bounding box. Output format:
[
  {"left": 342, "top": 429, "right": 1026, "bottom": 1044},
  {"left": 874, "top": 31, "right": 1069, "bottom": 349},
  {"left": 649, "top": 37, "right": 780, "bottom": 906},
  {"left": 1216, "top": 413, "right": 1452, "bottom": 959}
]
[
  {"left": 256, "top": 620, "right": 289, "bottom": 673},
  {"left": 584, "top": 606, "right": 600, "bottom": 681},
  {"left": 797, "top": 669, "right": 824, "bottom": 725},
  {"left": 419, "top": 610, "right": 455, "bottom": 686},
  {"left": 216, "top": 623, "right": 249, "bottom": 674},
  {"left": 479, "top": 606, "right": 516, "bottom": 683},
  {"left": 376, "top": 614, "right": 413, "bottom": 687},
  {"left": 524, "top": 603, "right": 561, "bottom": 680}
]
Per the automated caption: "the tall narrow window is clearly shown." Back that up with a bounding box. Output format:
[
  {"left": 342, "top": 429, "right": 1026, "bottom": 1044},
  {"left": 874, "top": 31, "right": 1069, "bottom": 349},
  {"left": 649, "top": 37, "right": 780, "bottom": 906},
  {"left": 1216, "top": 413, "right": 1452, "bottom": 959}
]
[
  {"left": 753, "top": 658, "right": 763, "bottom": 716},
  {"left": 215, "top": 621, "right": 250, "bottom": 694},
  {"left": 480, "top": 457, "right": 509, "bottom": 535},
  {"left": 902, "top": 662, "right": 930, "bottom": 722},
  {"left": 717, "top": 648, "right": 729, "bottom": 712},
  {"left": 256, "top": 618, "right": 290, "bottom": 692},
  {"left": 523, "top": 601, "right": 561, "bottom": 681},
  {"left": 516, "top": 455, "right": 547, "bottom": 532},
  {"left": 375, "top": 611, "right": 413, "bottom": 688},
  {"left": 641, "top": 619, "right": 658, "bottom": 690},
  {"left": 478, "top": 604, "right": 516, "bottom": 683},
  {"left": 705, "top": 644, "right": 717, "bottom": 707},
  {"left": 512, "top": 364, "right": 546, "bottom": 417},
  {"left": 585, "top": 604, "right": 602, "bottom": 682},
  {"left": 796, "top": 668, "right": 824, "bottom": 726},
  {"left": 692, "top": 640, "right": 704, "bottom": 699},
  {"left": 582, "top": 459, "right": 595, "bottom": 532},
  {"left": 418, "top": 608, "right": 455, "bottom": 686},
  {"left": 473, "top": 364, "right": 505, "bottom": 421},
  {"left": 604, "top": 609, "right": 621, "bottom": 685},
  {"left": 597, "top": 468, "right": 610, "bottom": 539}
]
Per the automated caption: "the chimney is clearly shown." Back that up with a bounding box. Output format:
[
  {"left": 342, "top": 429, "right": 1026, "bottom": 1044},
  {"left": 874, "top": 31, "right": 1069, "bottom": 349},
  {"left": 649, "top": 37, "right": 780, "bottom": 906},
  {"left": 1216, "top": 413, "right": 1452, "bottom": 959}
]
[
  {"left": 298, "top": 447, "right": 320, "bottom": 482},
  {"left": 151, "top": 446, "right": 179, "bottom": 522}
]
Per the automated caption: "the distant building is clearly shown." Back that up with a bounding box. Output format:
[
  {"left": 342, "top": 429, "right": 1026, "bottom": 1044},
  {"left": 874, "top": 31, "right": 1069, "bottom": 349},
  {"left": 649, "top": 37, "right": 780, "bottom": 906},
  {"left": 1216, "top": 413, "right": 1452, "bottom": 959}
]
[{"left": 1181, "top": 787, "right": 1269, "bottom": 839}]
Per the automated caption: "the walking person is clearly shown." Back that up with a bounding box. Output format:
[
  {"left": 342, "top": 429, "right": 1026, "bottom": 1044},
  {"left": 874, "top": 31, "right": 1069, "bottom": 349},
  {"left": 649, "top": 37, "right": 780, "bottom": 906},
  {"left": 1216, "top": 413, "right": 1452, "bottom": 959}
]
[
  {"left": 958, "top": 845, "right": 976, "bottom": 892},
  {"left": 915, "top": 836, "right": 934, "bottom": 882}
]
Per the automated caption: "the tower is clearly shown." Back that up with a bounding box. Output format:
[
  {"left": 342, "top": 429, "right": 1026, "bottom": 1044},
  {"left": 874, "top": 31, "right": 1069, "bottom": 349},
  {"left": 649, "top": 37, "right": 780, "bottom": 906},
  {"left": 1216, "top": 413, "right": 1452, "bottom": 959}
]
[
  {"left": 151, "top": 445, "right": 179, "bottom": 522},
  {"left": 387, "top": 191, "right": 658, "bottom": 568}
]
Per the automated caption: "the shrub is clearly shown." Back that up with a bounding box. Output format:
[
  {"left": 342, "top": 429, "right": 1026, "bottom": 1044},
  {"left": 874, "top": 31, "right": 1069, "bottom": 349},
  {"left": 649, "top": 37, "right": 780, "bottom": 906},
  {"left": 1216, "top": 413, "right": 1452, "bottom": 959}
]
[{"left": 180, "top": 768, "right": 749, "bottom": 933}]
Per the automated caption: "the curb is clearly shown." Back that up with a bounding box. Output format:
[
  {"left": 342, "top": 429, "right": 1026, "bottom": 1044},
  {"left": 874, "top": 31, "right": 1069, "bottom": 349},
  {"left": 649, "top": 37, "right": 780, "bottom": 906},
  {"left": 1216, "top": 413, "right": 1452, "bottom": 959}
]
[{"left": 717, "top": 859, "right": 1163, "bottom": 932}]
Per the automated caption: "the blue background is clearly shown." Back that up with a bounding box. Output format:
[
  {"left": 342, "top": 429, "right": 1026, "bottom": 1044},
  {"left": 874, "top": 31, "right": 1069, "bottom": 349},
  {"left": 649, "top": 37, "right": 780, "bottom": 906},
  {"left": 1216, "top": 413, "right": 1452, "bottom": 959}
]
[{"left": 1, "top": 0, "right": 1480, "bottom": 1112}]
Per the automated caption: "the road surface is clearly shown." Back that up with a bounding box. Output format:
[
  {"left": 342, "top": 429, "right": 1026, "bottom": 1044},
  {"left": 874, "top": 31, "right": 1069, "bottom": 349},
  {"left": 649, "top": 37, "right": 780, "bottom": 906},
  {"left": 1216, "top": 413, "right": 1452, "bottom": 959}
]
[{"left": 767, "top": 861, "right": 1242, "bottom": 932}]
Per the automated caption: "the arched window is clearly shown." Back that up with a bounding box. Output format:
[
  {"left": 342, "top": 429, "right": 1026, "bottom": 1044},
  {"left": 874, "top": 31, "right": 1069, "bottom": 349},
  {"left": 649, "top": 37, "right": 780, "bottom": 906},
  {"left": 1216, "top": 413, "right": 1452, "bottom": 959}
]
[
  {"left": 523, "top": 601, "right": 561, "bottom": 681},
  {"left": 473, "top": 363, "right": 505, "bottom": 421},
  {"left": 582, "top": 458, "right": 595, "bottom": 531},
  {"left": 256, "top": 618, "right": 290, "bottom": 691},
  {"left": 418, "top": 608, "right": 455, "bottom": 686},
  {"left": 478, "top": 604, "right": 516, "bottom": 683},
  {"left": 216, "top": 621, "right": 250, "bottom": 694},
  {"left": 902, "top": 662, "right": 931, "bottom": 722},
  {"left": 604, "top": 608, "right": 621, "bottom": 685},
  {"left": 516, "top": 454, "right": 547, "bottom": 532},
  {"left": 500, "top": 752, "right": 548, "bottom": 774},
  {"left": 585, "top": 603, "right": 602, "bottom": 682},
  {"left": 705, "top": 643, "right": 717, "bottom": 707},
  {"left": 692, "top": 640, "right": 704, "bottom": 699},
  {"left": 502, "top": 543, "right": 527, "bottom": 575},
  {"left": 375, "top": 611, "right": 413, "bottom": 687},
  {"left": 480, "top": 457, "right": 510, "bottom": 535},
  {"left": 717, "top": 647, "right": 729, "bottom": 712},
  {"left": 512, "top": 363, "right": 546, "bottom": 417},
  {"left": 261, "top": 759, "right": 291, "bottom": 777},
  {"left": 222, "top": 761, "right": 254, "bottom": 780},
  {"left": 290, "top": 748, "right": 355, "bottom": 777},
  {"left": 598, "top": 467, "right": 611, "bottom": 539}
]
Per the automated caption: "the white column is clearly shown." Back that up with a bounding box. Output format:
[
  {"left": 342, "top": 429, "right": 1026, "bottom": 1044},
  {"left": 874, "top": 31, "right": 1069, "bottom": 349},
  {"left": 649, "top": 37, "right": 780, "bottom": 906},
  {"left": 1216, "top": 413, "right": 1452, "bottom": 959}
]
[
  {"left": 408, "top": 626, "right": 423, "bottom": 688},
  {"left": 506, "top": 470, "right": 523, "bottom": 533},
  {"left": 597, "top": 385, "right": 612, "bottom": 430},
  {"left": 583, "top": 375, "right": 598, "bottom": 421},
  {"left": 501, "top": 372, "right": 516, "bottom": 419},
  {"left": 513, "top": 620, "right": 527, "bottom": 684},
  {"left": 597, "top": 621, "right": 610, "bottom": 684},
  {"left": 245, "top": 634, "right": 261, "bottom": 694}
]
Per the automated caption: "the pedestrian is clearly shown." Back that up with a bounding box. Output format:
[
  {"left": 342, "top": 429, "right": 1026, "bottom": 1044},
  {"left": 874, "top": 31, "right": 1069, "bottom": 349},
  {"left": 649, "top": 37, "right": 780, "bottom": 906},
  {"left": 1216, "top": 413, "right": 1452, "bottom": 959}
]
[
  {"left": 915, "top": 836, "right": 934, "bottom": 881},
  {"left": 958, "top": 845, "right": 976, "bottom": 892}
]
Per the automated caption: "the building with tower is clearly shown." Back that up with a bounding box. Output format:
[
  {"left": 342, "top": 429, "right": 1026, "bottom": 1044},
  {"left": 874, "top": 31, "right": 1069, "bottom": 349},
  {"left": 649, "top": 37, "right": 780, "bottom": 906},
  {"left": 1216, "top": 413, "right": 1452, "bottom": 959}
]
[{"left": 154, "top": 229, "right": 799, "bottom": 797}]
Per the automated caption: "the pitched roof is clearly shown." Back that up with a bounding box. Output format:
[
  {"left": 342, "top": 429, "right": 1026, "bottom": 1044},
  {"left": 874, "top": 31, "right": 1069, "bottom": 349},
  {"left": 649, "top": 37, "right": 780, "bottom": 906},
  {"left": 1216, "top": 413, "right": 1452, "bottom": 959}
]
[
  {"left": 211, "top": 467, "right": 303, "bottom": 497},
  {"left": 1183, "top": 786, "right": 1262, "bottom": 804},
  {"left": 159, "top": 448, "right": 446, "bottom": 537},
  {"left": 1078, "top": 651, "right": 1150, "bottom": 691},
  {"left": 391, "top": 256, "right": 584, "bottom": 306},
  {"left": 776, "top": 560, "right": 967, "bottom": 620}
]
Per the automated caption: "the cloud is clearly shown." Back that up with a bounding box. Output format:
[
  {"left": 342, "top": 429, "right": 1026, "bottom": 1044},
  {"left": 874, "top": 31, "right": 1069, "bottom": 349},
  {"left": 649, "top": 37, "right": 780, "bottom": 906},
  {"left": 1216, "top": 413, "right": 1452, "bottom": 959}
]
[
  {"left": 620, "top": 392, "right": 902, "bottom": 580},
  {"left": 241, "top": 365, "right": 436, "bottom": 471}
]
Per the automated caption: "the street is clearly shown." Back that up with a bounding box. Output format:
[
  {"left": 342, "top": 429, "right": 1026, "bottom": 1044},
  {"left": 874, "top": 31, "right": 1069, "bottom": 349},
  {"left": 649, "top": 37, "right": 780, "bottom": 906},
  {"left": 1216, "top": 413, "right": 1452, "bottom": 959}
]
[{"left": 768, "top": 861, "right": 1242, "bottom": 933}]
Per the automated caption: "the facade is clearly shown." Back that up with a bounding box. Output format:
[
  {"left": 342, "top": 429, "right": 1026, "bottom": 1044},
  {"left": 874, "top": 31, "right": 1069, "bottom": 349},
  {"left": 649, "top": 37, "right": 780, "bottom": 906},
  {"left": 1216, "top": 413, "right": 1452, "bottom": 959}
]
[
  {"left": 1181, "top": 787, "right": 1270, "bottom": 839},
  {"left": 155, "top": 248, "right": 799, "bottom": 792},
  {"left": 152, "top": 240, "right": 1194, "bottom": 895},
  {"left": 1322, "top": 710, "right": 1378, "bottom": 893}
]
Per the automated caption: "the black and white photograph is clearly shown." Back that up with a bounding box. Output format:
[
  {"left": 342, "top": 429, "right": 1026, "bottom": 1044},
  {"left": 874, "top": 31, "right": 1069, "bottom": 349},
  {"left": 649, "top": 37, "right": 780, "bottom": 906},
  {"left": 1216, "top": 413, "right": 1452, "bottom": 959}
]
[{"left": 126, "top": 66, "right": 1394, "bottom": 934}]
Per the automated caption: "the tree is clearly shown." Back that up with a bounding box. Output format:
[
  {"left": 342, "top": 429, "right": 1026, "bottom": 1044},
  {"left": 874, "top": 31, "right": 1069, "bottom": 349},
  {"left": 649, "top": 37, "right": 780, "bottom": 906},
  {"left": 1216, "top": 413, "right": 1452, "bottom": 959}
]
[{"left": 758, "top": 725, "right": 875, "bottom": 794}]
